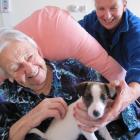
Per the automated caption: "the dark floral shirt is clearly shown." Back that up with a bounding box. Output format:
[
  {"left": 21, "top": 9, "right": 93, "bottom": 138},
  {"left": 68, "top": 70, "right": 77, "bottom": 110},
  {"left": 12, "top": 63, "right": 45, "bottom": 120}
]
[{"left": 0, "top": 59, "right": 139, "bottom": 140}]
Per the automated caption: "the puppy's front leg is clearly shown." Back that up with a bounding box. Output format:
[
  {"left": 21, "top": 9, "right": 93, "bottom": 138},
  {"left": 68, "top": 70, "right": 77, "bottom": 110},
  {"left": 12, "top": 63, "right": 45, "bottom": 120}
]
[
  {"left": 29, "top": 128, "right": 46, "bottom": 139},
  {"left": 82, "top": 131, "right": 97, "bottom": 140},
  {"left": 98, "top": 127, "right": 113, "bottom": 140}
]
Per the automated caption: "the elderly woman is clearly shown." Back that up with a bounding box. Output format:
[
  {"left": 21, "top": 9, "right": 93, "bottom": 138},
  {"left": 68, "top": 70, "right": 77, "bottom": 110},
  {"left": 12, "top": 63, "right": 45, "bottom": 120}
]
[
  {"left": 0, "top": 28, "right": 139, "bottom": 140},
  {"left": 0, "top": 28, "right": 97, "bottom": 140}
]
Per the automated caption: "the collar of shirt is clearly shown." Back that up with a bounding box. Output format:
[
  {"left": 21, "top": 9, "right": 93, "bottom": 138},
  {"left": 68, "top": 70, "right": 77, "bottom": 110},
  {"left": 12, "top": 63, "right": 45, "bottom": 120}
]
[{"left": 94, "top": 9, "right": 130, "bottom": 48}]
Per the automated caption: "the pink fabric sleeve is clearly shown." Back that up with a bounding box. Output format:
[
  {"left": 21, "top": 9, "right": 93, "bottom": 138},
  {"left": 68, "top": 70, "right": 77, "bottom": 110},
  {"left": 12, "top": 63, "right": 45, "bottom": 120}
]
[{"left": 15, "top": 6, "right": 126, "bottom": 81}]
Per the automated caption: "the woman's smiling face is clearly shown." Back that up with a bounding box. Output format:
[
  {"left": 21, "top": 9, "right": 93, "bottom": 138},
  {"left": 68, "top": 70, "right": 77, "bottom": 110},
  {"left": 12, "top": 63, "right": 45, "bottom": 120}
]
[{"left": 0, "top": 41, "right": 47, "bottom": 90}]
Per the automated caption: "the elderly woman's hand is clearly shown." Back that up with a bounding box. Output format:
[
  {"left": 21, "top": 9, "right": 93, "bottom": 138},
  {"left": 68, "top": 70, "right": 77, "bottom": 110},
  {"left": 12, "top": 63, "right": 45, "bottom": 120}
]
[
  {"left": 74, "top": 80, "right": 138, "bottom": 133},
  {"left": 26, "top": 97, "right": 68, "bottom": 128},
  {"left": 9, "top": 97, "right": 68, "bottom": 140}
]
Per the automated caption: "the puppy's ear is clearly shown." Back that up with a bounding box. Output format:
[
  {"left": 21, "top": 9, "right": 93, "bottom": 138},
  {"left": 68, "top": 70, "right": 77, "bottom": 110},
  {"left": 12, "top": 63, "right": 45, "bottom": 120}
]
[
  {"left": 75, "top": 82, "right": 88, "bottom": 96},
  {"left": 106, "top": 84, "right": 116, "bottom": 99},
  {"left": 107, "top": 80, "right": 121, "bottom": 99}
]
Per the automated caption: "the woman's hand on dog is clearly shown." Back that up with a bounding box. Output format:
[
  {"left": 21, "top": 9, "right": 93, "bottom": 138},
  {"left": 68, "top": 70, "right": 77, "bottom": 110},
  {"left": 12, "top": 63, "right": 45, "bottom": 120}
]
[
  {"left": 73, "top": 80, "right": 139, "bottom": 133},
  {"left": 73, "top": 101, "right": 96, "bottom": 133},
  {"left": 25, "top": 97, "right": 68, "bottom": 127},
  {"left": 9, "top": 97, "right": 68, "bottom": 140}
]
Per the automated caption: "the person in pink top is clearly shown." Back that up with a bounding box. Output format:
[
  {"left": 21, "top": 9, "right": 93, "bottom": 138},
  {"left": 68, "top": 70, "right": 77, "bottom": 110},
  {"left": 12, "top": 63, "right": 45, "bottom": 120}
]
[{"left": 14, "top": 6, "right": 140, "bottom": 138}]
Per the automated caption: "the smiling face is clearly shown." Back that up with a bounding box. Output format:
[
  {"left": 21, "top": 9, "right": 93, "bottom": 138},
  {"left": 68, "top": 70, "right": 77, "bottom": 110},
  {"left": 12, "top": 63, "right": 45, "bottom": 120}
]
[
  {"left": 95, "top": 0, "right": 127, "bottom": 31},
  {"left": 0, "top": 41, "right": 47, "bottom": 91}
]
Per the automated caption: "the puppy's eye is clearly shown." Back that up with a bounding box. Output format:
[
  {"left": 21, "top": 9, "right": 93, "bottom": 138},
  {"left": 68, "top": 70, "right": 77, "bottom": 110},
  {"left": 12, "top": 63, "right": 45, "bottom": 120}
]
[
  {"left": 84, "top": 94, "right": 92, "bottom": 101},
  {"left": 100, "top": 93, "right": 106, "bottom": 102},
  {"left": 83, "top": 94, "right": 93, "bottom": 107}
]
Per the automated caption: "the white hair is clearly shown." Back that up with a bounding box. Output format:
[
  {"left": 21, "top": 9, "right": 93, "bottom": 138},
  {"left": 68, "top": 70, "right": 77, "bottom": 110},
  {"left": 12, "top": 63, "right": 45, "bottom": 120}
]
[{"left": 0, "top": 27, "right": 38, "bottom": 77}]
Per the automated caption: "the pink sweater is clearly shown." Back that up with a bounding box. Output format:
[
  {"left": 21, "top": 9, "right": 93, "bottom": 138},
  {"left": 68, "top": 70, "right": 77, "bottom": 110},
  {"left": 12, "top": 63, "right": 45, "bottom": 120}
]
[{"left": 15, "top": 6, "right": 126, "bottom": 81}]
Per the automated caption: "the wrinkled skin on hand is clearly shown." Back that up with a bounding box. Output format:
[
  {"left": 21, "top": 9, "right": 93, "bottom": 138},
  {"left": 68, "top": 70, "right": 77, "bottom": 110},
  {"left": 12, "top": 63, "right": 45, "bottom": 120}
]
[{"left": 9, "top": 97, "right": 68, "bottom": 140}]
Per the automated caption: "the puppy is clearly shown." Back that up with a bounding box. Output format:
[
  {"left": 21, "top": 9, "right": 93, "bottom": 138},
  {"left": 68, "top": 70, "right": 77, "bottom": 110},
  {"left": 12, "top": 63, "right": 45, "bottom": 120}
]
[{"left": 30, "top": 81, "right": 116, "bottom": 140}]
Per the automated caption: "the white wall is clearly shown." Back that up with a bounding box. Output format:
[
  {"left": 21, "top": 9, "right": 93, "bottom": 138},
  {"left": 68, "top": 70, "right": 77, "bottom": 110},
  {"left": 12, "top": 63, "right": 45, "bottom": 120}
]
[
  {"left": 127, "top": 0, "right": 140, "bottom": 16},
  {"left": 0, "top": 0, "right": 93, "bottom": 26},
  {"left": 0, "top": 0, "right": 140, "bottom": 27}
]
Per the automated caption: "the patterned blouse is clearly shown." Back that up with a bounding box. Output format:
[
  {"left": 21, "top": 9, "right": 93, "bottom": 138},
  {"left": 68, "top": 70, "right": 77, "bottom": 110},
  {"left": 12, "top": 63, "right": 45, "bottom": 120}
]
[{"left": 0, "top": 59, "right": 139, "bottom": 140}]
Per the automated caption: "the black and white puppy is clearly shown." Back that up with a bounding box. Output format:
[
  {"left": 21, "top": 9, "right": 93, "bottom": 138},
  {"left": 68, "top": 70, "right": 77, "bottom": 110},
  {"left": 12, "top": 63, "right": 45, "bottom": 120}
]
[{"left": 30, "top": 81, "right": 116, "bottom": 140}]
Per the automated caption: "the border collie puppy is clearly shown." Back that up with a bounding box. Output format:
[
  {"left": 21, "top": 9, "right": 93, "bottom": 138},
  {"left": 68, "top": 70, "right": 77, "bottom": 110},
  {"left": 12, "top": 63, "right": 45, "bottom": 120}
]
[{"left": 30, "top": 81, "right": 116, "bottom": 140}]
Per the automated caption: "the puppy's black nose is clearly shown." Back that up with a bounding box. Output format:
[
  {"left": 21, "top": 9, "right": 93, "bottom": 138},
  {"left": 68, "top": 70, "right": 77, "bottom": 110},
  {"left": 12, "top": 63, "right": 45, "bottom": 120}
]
[{"left": 93, "top": 110, "right": 100, "bottom": 117}]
